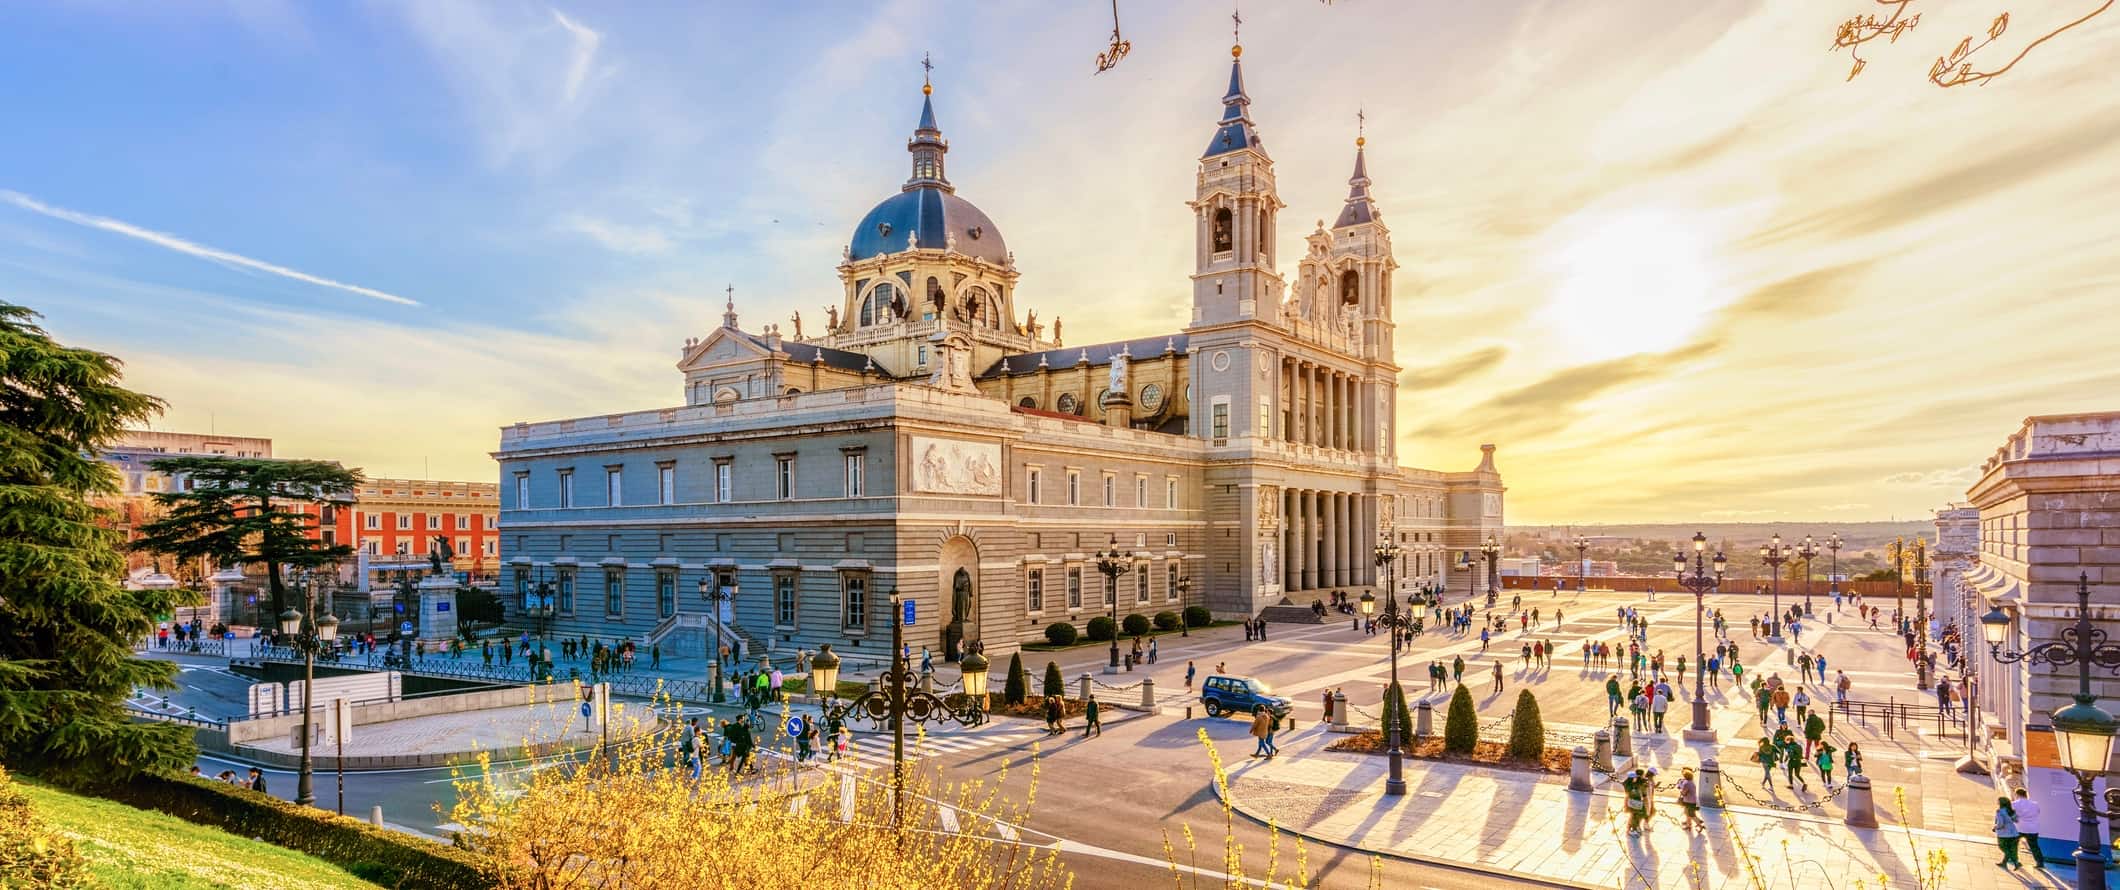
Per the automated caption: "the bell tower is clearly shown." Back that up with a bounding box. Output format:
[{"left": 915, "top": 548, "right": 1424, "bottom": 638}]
[
  {"left": 1328, "top": 121, "right": 1396, "bottom": 366},
  {"left": 1188, "top": 36, "right": 1285, "bottom": 328}
]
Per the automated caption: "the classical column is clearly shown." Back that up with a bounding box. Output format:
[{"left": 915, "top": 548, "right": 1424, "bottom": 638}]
[
  {"left": 1325, "top": 372, "right": 1337, "bottom": 450},
  {"left": 1340, "top": 493, "right": 1354, "bottom": 586},
  {"left": 1333, "top": 492, "right": 1349, "bottom": 587},
  {"left": 1283, "top": 488, "right": 1298, "bottom": 590},
  {"left": 1306, "top": 364, "right": 1318, "bottom": 446},
  {"left": 1281, "top": 360, "right": 1293, "bottom": 443},
  {"left": 1330, "top": 372, "right": 1343, "bottom": 450},
  {"left": 1296, "top": 490, "right": 1313, "bottom": 590}
]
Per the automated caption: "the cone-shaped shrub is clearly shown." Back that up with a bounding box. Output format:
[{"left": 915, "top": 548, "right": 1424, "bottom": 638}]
[
  {"left": 1507, "top": 689, "right": 1545, "bottom": 761},
  {"left": 1042, "top": 661, "right": 1065, "bottom": 699},
  {"left": 1443, "top": 683, "right": 1478, "bottom": 754},
  {"left": 1003, "top": 653, "right": 1028, "bottom": 705}
]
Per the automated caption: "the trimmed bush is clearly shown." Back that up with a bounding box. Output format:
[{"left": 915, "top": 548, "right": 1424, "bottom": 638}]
[
  {"left": 1443, "top": 684, "right": 1478, "bottom": 754},
  {"left": 1152, "top": 611, "right": 1181, "bottom": 631},
  {"left": 1042, "top": 622, "right": 1078, "bottom": 646},
  {"left": 1507, "top": 689, "right": 1545, "bottom": 761},
  {"left": 1381, "top": 682, "right": 1413, "bottom": 750},
  {"left": 1085, "top": 616, "right": 1116, "bottom": 642},
  {"left": 1042, "top": 661, "right": 1065, "bottom": 699},
  {"left": 1121, "top": 613, "right": 1152, "bottom": 637},
  {"left": 1182, "top": 605, "right": 1213, "bottom": 628},
  {"left": 1003, "top": 653, "right": 1028, "bottom": 705},
  {"left": 76, "top": 772, "right": 497, "bottom": 887}
]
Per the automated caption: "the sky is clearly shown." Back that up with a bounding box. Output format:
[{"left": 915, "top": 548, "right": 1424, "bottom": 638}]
[{"left": 4, "top": 0, "right": 2117, "bottom": 525}]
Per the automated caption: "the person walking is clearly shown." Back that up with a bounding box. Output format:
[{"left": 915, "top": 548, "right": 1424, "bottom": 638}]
[
  {"left": 1631, "top": 687, "right": 1650, "bottom": 732},
  {"left": 1792, "top": 689, "right": 1811, "bottom": 726},
  {"left": 1845, "top": 741, "right": 1865, "bottom": 777},
  {"left": 1185, "top": 659, "right": 1197, "bottom": 690},
  {"left": 1770, "top": 684, "right": 1791, "bottom": 727},
  {"left": 1936, "top": 678, "right": 1956, "bottom": 719},
  {"left": 1650, "top": 685, "right": 1670, "bottom": 733},
  {"left": 1621, "top": 768, "right": 1651, "bottom": 836},
  {"left": 1606, "top": 676, "right": 1623, "bottom": 718},
  {"left": 1251, "top": 705, "right": 1277, "bottom": 757},
  {"left": 726, "top": 717, "right": 755, "bottom": 775},
  {"left": 1147, "top": 637, "right": 1159, "bottom": 664},
  {"left": 1452, "top": 655, "right": 1465, "bottom": 686},
  {"left": 1814, "top": 741, "right": 1837, "bottom": 788},
  {"left": 1755, "top": 737, "right": 1779, "bottom": 790},
  {"left": 1083, "top": 695, "right": 1103, "bottom": 738},
  {"left": 1835, "top": 670, "right": 1851, "bottom": 706},
  {"left": 1994, "top": 796, "right": 2024, "bottom": 870},
  {"left": 794, "top": 716, "right": 816, "bottom": 763},
  {"left": 1043, "top": 694, "right": 1064, "bottom": 734},
  {"left": 1754, "top": 683, "right": 1772, "bottom": 726},
  {"left": 1814, "top": 652, "right": 1828, "bottom": 684},
  {"left": 1677, "top": 767, "right": 1706, "bottom": 832},
  {"left": 1491, "top": 661, "right": 1504, "bottom": 694},
  {"left": 2011, "top": 787, "right": 2044, "bottom": 868},
  {"left": 1778, "top": 734, "right": 1807, "bottom": 791},
  {"left": 1803, "top": 710, "right": 1828, "bottom": 760},
  {"left": 681, "top": 719, "right": 703, "bottom": 779}
]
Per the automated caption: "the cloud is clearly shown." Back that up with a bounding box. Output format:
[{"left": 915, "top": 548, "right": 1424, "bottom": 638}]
[
  {"left": 0, "top": 190, "right": 419, "bottom": 307},
  {"left": 1413, "top": 338, "right": 1720, "bottom": 441},
  {"left": 1815, "top": 503, "right": 1871, "bottom": 512},
  {"left": 551, "top": 10, "right": 601, "bottom": 105},
  {"left": 1399, "top": 345, "right": 1508, "bottom": 390},
  {"left": 1702, "top": 509, "right": 1779, "bottom": 518},
  {"left": 558, "top": 214, "right": 671, "bottom": 254},
  {"left": 1719, "top": 259, "right": 1872, "bottom": 322},
  {"left": 1880, "top": 467, "right": 1980, "bottom": 487}
]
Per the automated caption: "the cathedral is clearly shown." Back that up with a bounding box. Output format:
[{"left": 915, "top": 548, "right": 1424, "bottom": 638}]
[{"left": 495, "top": 42, "right": 1504, "bottom": 663}]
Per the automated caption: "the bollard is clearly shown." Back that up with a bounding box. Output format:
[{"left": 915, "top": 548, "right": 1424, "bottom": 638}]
[
  {"left": 1331, "top": 690, "right": 1350, "bottom": 732},
  {"left": 1141, "top": 677, "right": 1159, "bottom": 714},
  {"left": 920, "top": 672, "right": 934, "bottom": 694},
  {"left": 1079, "top": 674, "right": 1092, "bottom": 703},
  {"left": 1415, "top": 700, "right": 1434, "bottom": 738},
  {"left": 1569, "top": 746, "right": 1594, "bottom": 792},
  {"left": 1611, "top": 717, "right": 1633, "bottom": 758},
  {"left": 1592, "top": 729, "right": 1614, "bottom": 772},
  {"left": 370, "top": 805, "right": 384, "bottom": 828},
  {"left": 1700, "top": 758, "right": 1724, "bottom": 809},
  {"left": 1843, "top": 775, "right": 1878, "bottom": 828}
]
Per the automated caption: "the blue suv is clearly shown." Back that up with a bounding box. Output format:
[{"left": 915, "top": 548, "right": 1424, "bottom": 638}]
[{"left": 1199, "top": 675, "right": 1291, "bottom": 719}]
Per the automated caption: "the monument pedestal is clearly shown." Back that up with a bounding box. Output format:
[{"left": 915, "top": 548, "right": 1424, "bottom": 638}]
[{"left": 417, "top": 575, "right": 459, "bottom": 642}]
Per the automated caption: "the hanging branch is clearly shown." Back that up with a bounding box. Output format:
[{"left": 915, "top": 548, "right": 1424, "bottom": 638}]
[
  {"left": 1094, "top": 0, "right": 1131, "bottom": 74},
  {"left": 1831, "top": 0, "right": 1922, "bottom": 81},
  {"left": 1930, "top": 0, "right": 2112, "bottom": 87}
]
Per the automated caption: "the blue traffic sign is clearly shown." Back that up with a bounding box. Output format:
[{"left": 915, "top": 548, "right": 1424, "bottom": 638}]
[
  {"left": 903, "top": 600, "right": 916, "bottom": 626},
  {"left": 784, "top": 715, "right": 806, "bottom": 737},
  {"left": 399, "top": 621, "right": 413, "bottom": 635},
  {"left": 580, "top": 701, "right": 592, "bottom": 718}
]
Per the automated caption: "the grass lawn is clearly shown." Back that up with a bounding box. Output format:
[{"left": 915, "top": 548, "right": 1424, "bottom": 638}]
[{"left": 20, "top": 780, "right": 382, "bottom": 890}]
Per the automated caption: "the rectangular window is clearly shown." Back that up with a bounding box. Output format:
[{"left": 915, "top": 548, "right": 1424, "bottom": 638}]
[
  {"left": 1211, "top": 402, "right": 1230, "bottom": 439},
  {"left": 426, "top": 513, "right": 439, "bottom": 530},
  {"left": 1167, "top": 479, "right": 1177, "bottom": 508},
  {"left": 916, "top": 345, "right": 928, "bottom": 367},
  {"left": 557, "top": 570, "right": 575, "bottom": 613},
  {"left": 320, "top": 528, "right": 336, "bottom": 546},
  {"left": 776, "top": 457, "right": 794, "bottom": 500},
  {"left": 455, "top": 514, "right": 469, "bottom": 530},
  {"left": 1103, "top": 573, "right": 1116, "bottom": 607},
  {"left": 396, "top": 513, "right": 411, "bottom": 530},
  {"left": 365, "top": 512, "right": 380, "bottom": 530},
  {"left": 1066, "top": 471, "right": 1081, "bottom": 506},
  {"left": 1026, "top": 568, "right": 1044, "bottom": 612},
  {"left": 658, "top": 464, "right": 676, "bottom": 505},
  {"left": 1135, "top": 564, "right": 1149, "bottom": 604},
  {"left": 715, "top": 461, "right": 733, "bottom": 503},
  {"left": 1027, "top": 468, "right": 1041, "bottom": 505},
  {"left": 1167, "top": 562, "right": 1180, "bottom": 601},
  {"left": 515, "top": 473, "right": 529, "bottom": 509},
  {"left": 319, "top": 505, "right": 337, "bottom": 525},
  {"left": 394, "top": 540, "right": 410, "bottom": 556},
  {"left": 843, "top": 454, "right": 864, "bottom": 498},
  {"left": 1067, "top": 567, "right": 1083, "bottom": 609},
  {"left": 1102, "top": 474, "right": 1115, "bottom": 507},
  {"left": 657, "top": 572, "right": 676, "bottom": 618},
  {"left": 455, "top": 536, "right": 469, "bottom": 557},
  {"left": 558, "top": 470, "right": 574, "bottom": 508},
  {"left": 604, "top": 569, "right": 624, "bottom": 616},
  {"left": 485, "top": 539, "right": 497, "bottom": 556},
  {"left": 842, "top": 573, "right": 868, "bottom": 629},
  {"left": 606, "top": 468, "right": 623, "bottom": 507},
  {"left": 775, "top": 573, "right": 797, "bottom": 626},
  {"left": 364, "top": 539, "right": 379, "bottom": 555}
]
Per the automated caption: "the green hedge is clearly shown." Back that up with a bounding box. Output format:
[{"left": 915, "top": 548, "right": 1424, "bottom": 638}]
[
  {"left": 1043, "top": 622, "right": 1078, "bottom": 646},
  {"left": 78, "top": 772, "right": 498, "bottom": 888},
  {"left": 1182, "top": 605, "right": 1213, "bottom": 628},
  {"left": 1121, "top": 613, "right": 1152, "bottom": 637},
  {"left": 1085, "top": 616, "right": 1116, "bottom": 642},
  {"left": 1152, "top": 611, "right": 1181, "bottom": 631}
]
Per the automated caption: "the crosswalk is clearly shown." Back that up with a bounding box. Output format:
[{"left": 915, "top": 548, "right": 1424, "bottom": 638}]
[{"left": 823, "top": 726, "right": 1052, "bottom": 771}]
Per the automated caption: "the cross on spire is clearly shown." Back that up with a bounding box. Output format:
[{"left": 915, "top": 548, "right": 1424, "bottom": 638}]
[
  {"left": 721, "top": 283, "right": 738, "bottom": 329},
  {"left": 922, "top": 51, "right": 933, "bottom": 86},
  {"left": 1232, "top": 5, "right": 1242, "bottom": 45}
]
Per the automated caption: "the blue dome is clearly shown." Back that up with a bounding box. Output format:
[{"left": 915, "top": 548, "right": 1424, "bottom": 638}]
[{"left": 848, "top": 186, "right": 1008, "bottom": 265}]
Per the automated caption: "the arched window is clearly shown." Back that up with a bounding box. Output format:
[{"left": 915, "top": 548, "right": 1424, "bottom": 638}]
[
  {"left": 968, "top": 287, "right": 994, "bottom": 328},
  {"left": 1257, "top": 207, "right": 1268, "bottom": 256},
  {"left": 926, "top": 277, "right": 945, "bottom": 319},
  {"left": 1211, "top": 207, "right": 1233, "bottom": 253},
  {"left": 785, "top": 387, "right": 802, "bottom": 396},
  {"left": 1340, "top": 269, "right": 1360, "bottom": 305},
  {"left": 1018, "top": 396, "right": 1037, "bottom": 409},
  {"left": 1056, "top": 393, "right": 1079, "bottom": 415}
]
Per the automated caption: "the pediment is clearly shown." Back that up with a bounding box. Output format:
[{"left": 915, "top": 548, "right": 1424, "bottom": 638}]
[{"left": 677, "top": 328, "right": 771, "bottom": 372}]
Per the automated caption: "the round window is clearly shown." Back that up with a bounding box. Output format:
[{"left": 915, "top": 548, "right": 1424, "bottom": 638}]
[
  {"left": 1210, "top": 350, "right": 1231, "bottom": 372},
  {"left": 1056, "top": 393, "right": 1078, "bottom": 414},
  {"left": 1139, "top": 383, "right": 1163, "bottom": 411}
]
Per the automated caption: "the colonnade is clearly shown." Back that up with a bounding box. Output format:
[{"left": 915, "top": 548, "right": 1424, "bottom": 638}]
[
  {"left": 1280, "top": 488, "right": 1376, "bottom": 593},
  {"left": 1280, "top": 358, "right": 1362, "bottom": 451}
]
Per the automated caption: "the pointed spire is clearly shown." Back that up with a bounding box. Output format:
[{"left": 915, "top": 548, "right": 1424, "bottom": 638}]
[
  {"left": 906, "top": 52, "right": 951, "bottom": 192},
  {"left": 1334, "top": 113, "right": 1380, "bottom": 228},
  {"left": 1202, "top": 15, "right": 1261, "bottom": 159},
  {"left": 721, "top": 284, "right": 739, "bottom": 329}
]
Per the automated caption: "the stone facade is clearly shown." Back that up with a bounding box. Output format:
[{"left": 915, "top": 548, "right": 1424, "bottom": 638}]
[{"left": 493, "top": 49, "right": 1503, "bottom": 662}]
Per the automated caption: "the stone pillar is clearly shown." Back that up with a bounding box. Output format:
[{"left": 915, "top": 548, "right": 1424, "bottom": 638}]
[
  {"left": 1592, "top": 729, "right": 1614, "bottom": 772},
  {"left": 1700, "top": 758, "right": 1724, "bottom": 809},
  {"left": 1569, "top": 746, "right": 1593, "bottom": 792},
  {"left": 1331, "top": 690, "right": 1349, "bottom": 731},
  {"left": 1296, "top": 490, "right": 1312, "bottom": 590},
  {"left": 1141, "top": 678, "right": 1159, "bottom": 714},
  {"left": 1415, "top": 700, "right": 1433, "bottom": 738},
  {"left": 1843, "top": 775, "right": 1877, "bottom": 827},
  {"left": 1078, "top": 674, "right": 1092, "bottom": 703},
  {"left": 371, "top": 805, "right": 384, "bottom": 827},
  {"left": 1611, "top": 717, "right": 1632, "bottom": 758},
  {"left": 1340, "top": 493, "right": 1354, "bottom": 587}
]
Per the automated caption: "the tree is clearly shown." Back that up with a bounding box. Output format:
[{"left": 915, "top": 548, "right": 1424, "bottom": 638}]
[
  {"left": 1003, "top": 653, "right": 1028, "bottom": 706},
  {"left": 1443, "top": 684, "right": 1478, "bottom": 754},
  {"left": 1507, "top": 690, "right": 1545, "bottom": 762},
  {"left": 131, "top": 457, "right": 360, "bottom": 618},
  {"left": 1042, "top": 661, "right": 1065, "bottom": 699},
  {"left": 1381, "top": 682, "right": 1413, "bottom": 750},
  {"left": 0, "top": 302, "right": 193, "bottom": 783},
  {"left": 457, "top": 586, "right": 506, "bottom": 627}
]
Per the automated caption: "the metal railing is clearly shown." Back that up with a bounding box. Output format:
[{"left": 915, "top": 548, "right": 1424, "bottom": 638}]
[{"left": 1829, "top": 696, "right": 1963, "bottom": 738}]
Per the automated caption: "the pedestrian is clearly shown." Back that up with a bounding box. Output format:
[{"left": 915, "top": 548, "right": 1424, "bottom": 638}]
[
  {"left": 832, "top": 718, "right": 851, "bottom": 762},
  {"left": 1322, "top": 689, "right": 1335, "bottom": 724},
  {"left": 1043, "top": 694, "right": 1064, "bottom": 733},
  {"left": 1622, "top": 768, "right": 1650, "bottom": 836},
  {"left": 652, "top": 643, "right": 661, "bottom": 670},
  {"left": 1778, "top": 734, "right": 1806, "bottom": 790},
  {"left": 1755, "top": 737, "right": 1778, "bottom": 789},
  {"left": 1251, "top": 705, "right": 1277, "bottom": 757},
  {"left": 1677, "top": 767, "right": 1706, "bottom": 832},
  {"left": 1520, "top": 642, "right": 1532, "bottom": 670},
  {"left": 2012, "top": 787, "right": 2044, "bottom": 869},
  {"left": 726, "top": 717, "right": 755, "bottom": 774},
  {"left": 1452, "top": 655, "right": 1465, "bottom": 686},
  {"left": 1650, "top": 686, "right": 1669, "bottom": 733},
  {"left": 1185, "top": 659, "right": 1197, "bottom": 690},
  {"left": 1256, "top": 618, "right": 1268, "bottom": 641},
  {"left": 1792, "top": 689, "right": 1811, "bottom": 726},
  {"left": 1083, "top": 695, "right": 1102, "bottom": 738},
  {"left": 795, "top": 716, "right": 816, "bottom": 762},
  {"left": 247, "top": 767, "right": 268, "bottom": 794},
  {"left": 1936, "top": 678, "right": 1956, "bottom": 718},
  {"left": 1491, "top": 660, "right": 1504, "bottom": 694},
  {"left": 682, "top": 721, "right": 703, "bottom": 779},
  {"left": 1771, "top": 684, "right": 1791, "bottom": 726},
  {"left": 1606, "top": 676, "right": 1623, "bottom": 717},
  {"left": 1845, "top": 741, "right": 1864, "bottom": 777},
  {"left": 1630, "top": 687, "right": 1649, "bottom": 731},
  {"left": 1245, "top": 619, "right": 1255, "bottom": 641},
  {"left": 1814, "top": 741, "right": 1836, "bottom": 788},
  {"left": 1479, "top": 627, "right": 1490, "bottom": 652},
  {"left": 1803, "top": 710, "right": 1827, "bottom": 759},
  {"left": 1814, "top": 653, "right": 1827, "bottom": 684},
  {"left": 1148, "top": 637, "right": 1159, "bottom": 664},
  {"left": 1994, "top": 796, "right": 2023, "bottom": 869},
  {"left": 1835, "top": 670, "right": 1851, "bottom": 705}
]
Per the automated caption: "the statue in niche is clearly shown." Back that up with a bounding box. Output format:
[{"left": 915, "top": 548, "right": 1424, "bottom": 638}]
[
  {"left": 946, "top": 568, "right": 974, "bottom": 661},
  {"left": 1108, "top": 349, "right": 1129, "bottom": 393},
  {"left": 889, "top": 289, "right": 907, "bottom": 321},
  {"left": 790, "top": 311, "right": 803, "bottom": 340},
  {"left": 1023, "top": 309, "right": 1039, "bottom": 340},
  {"left": 1051, "top": 316, "right": 1063, "bottom": 347},
  {"left": 824, "top": 305, "right": 839, "bottom": 332}
]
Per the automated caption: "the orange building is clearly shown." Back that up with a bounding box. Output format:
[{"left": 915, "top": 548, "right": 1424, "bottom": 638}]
[{"left": 351, "top": 478, "right": 501, "bottom": 587}]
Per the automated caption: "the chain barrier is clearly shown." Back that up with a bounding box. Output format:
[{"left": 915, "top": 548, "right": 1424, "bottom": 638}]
[
  {"left": 1091, "top": 678, "right": 1145, "bottom": 693},
  {"left": 1719, "top": 773, "right": 1846, "bottom": 814}
]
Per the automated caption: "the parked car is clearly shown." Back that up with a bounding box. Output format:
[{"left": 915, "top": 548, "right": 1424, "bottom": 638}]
[{"left": 1199, "top": 675, "right": 1292, "bottom": 719}]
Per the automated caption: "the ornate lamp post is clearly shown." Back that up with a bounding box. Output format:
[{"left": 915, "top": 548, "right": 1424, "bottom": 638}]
[
  {"left": 1095, "top": 536, "right": 1129, "bottom": 673},
  {"left": 1759, "top": 534, "right": 1794, "bottom": 643},
  {"left": 808, "top": 598, "right": 989, "bottom": 831},
  {"left": 1796, "top": 535, "right": 1820, "bottom": 617},
  {"left": 1481, "top": 535, "right": 1500, "bottom": 604},
  {"left": 277, "top": 570, "right": 339, "bottom": 809},
  {"left": 698, "top": 577, "right": 737, "bottom": 703},
  {"left": 1460, "top": 551, "right": 1475, "bottom": 603},
  {"left": 1913, "top": 539, "right": 1932, "bottom": 689},
  {"left": 1889, "top": 537, "right": 1906, "bottom": 628},
  {"left": 1573, "top": 535, "right": 1589, "bottom": 593},
  {"left": 1982, "top": 573, "right": 2120, "bottom": 890},
  {"left": 1674, "top": 532, "right": 1727, "bottom": 740},
  {"left": 1176, "top": 575, "right": 1193, "bottom": 637},
  {"left": 1826, "top": 533, "right": 1843, "bottom": 603},
  {"left": 1366, "top": 540, "right": 1410, "bottom": 796}
]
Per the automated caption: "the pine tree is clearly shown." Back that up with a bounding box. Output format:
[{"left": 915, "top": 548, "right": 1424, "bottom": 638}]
[
  {"left": 0, "top": 302, "right": 193, "bottom": 783},
  {"left": 131, "top": 457, "right": 361, "bottom": 617},
  {"left": 1443, "top": 683, "right": 1478, "bottom": 754},
  {"left": 1003, "top": 652, "right": 1028, "bottom": 705},
  {"left": 1042, "top": 661, "right": 1064, "bottom": 699},
  {"left": 1507, "top": 689, "right": 1545, "bottom": 761}
]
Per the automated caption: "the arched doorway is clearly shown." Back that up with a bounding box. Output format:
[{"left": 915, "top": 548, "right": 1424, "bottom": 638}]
[{"left": 938, "top": 535, "right": 979, "bottom": 661}]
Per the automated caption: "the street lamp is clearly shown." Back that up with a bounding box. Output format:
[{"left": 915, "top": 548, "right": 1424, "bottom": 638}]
[
  {"left": 1796, "top": 535, "right": 1820, "bottom": 617},
  {"left": 1913, "top": 539, "right": 1933, "bottom": 689},
  {"left": 1368, "top": 539, "right": 1410, "bottom": 796},
  {"left": 1574, "top": 535, "right": 1589, "bottom": 593},
  {"left": 1481, "top": 535, "right": 1500, "bottom": 604},
  {"left": 1176, "top": 575, "right": 1193, "bottom": 637},
  {"left": 1673, "top": 532, "right": 1727, "bottom": 740},
  {"left": 699, "top": 577, "right": 737, "bottom": 703},
  {"left": 1982, "top": 573, "right": 2120, "bottom": 890},
  {"left": 1826, "top": 533, "right": 1843, "bottom": 603},
  {"left": 277, "top": 573, "right": 338, "bottom": 809},
  {"left": 1889, "top": 537, "right": 1907, "bottom": 630},
  {"left": 808, "top": 599, "right": 989, "bottom": 831},
  {"left": 1095, "top": 536, "right": 1129, "bottom": 673},
  {"left": 1759, "top": 534, "right": 1794, "bottom": 643}
]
